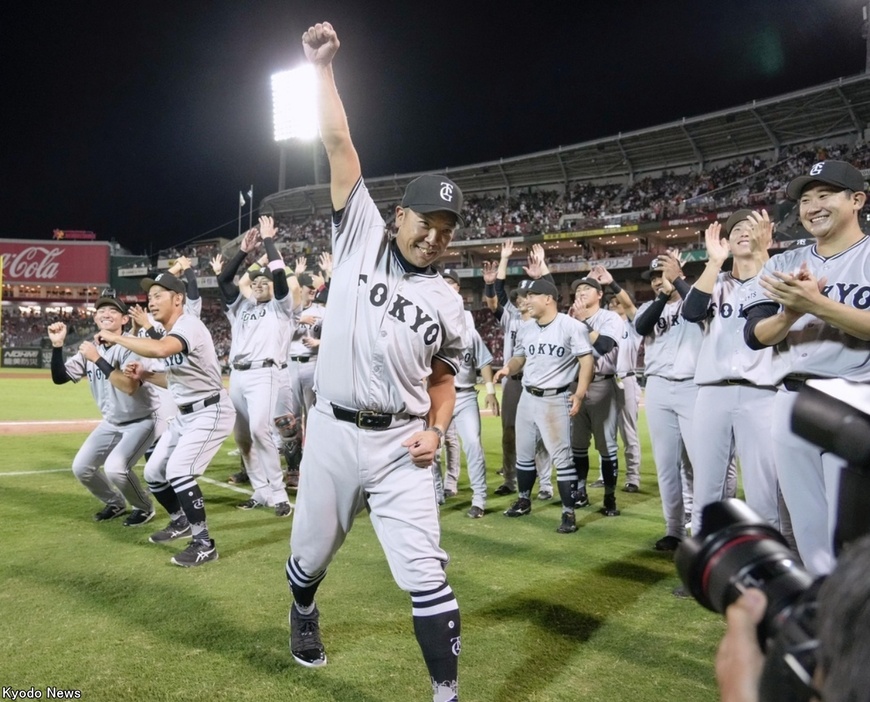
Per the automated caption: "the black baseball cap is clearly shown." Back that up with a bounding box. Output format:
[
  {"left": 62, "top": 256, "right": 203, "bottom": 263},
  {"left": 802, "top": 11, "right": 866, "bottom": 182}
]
[
  {"left": 95, "top": 296, "right": 129, "bottom": 314},
  {"left": 441, "top": 268, "right": 460, "bottom": 285},
  {"left": 723, "top": 209, "right": 754, "bottom": 236},
  {"left": 570, "top": 277, "right": 603, "bottom": 293},
  {"left": 786, "top": 160, "right": 866, "bottom": 201},
  {"left": 641, "top": 258, "right": 665, "bottom": 280},
  {"left": 250, "top": 266, "right": 273, "bottom": 281},
  {"left": 523, "top": 278, "right": 559, "bottom": 298},
  {"left": 401, "top": 174, "right": 464, "bottom": 226},
  {"left": 140, "top": 271, "right": 186, "bottom": 294}
]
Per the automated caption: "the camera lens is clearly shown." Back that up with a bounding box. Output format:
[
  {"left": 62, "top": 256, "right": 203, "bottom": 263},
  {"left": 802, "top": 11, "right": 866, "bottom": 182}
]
[{"left": 675, "top": 500, "right": 816, "bottom": 646}]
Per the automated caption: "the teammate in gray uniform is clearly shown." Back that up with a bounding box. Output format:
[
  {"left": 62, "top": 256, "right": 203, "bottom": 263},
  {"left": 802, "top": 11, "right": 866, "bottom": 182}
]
[
  {"left": 682, "top": 210, "right": 783, "bottom": 539},
  {"left": 287, "top": 261, "right": 326, "bottom": 423},
  {"left": 48, "top": 295, "right": 160, "bottom": 526},
  {"left": 634, "top": 253, "right": 704, "bottom": 551},
  {"left": 284, "top": 23, "right": 466, "bottom": 702},
  {"left": 568, "top": 276, "right": 624, "bottom": 516},
  {"left": 441, "top": 273, "right": 500, "bottom": 518},
  {"left": 483, "top": 241, "right": 555, "bottom": 499},
  {"left": 98, "top": 271, "right": 236, "bottom": 567},
  {"left": 217, "top": 217, "right": 294, "bottom": 518},
  {"left": 495, "top": 278, "right": 595, "bottom": 534},
  {"left": 743, "top": 159, "right": 870, "bottom": 576}
]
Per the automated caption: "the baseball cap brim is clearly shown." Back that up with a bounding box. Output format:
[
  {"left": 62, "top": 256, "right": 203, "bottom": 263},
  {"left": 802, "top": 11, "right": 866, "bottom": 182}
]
[
  {"left": 95, "top": 297, "right": 128, "bottom": 314},
  {"left": 724, "top": 209, "right": 754, "bottom": 236},
  {"left": 140, "top": 276, "right": 185, "bottom": 294}
]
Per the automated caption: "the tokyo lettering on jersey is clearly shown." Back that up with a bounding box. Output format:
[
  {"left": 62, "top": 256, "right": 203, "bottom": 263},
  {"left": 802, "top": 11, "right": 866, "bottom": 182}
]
[
  {"left": 635, "top": 298, "right": 704, "bottom": 379},
  {"left": 514, "top": 313, "right": 593, "bottom": 389},
  {"left": 163, "top": 313, "right": 225, "bottom": 406},
  {"left": 314, "top": 178, "right": 466, "bottom": 417},
  {"left": 743, "top": 238, "right": 870, "bottom": 382},
  {"left": 226, "top": 292, "right": 294, "bottom": 365},
  {"left": 691, "top": 272, "right": 787, "bottom": 386},
  {"left": 64, "top": 340, "right": 160, "bottom": 423}
]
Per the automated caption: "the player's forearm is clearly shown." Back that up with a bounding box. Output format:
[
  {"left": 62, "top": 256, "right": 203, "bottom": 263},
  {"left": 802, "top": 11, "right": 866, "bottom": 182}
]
[
  {"left": 314, "top": 63, "right": 361, "bottom": 209},
  {"left": 183, "top": 268, "right": 200, "bottom": 300},
  {"left": 694, "top": 260, "right": 723, "bottom": 295},
  {"left": 747, "top": 312, "right": 797, "bottom": 348},
  {"left": 108, "top": 370, "right": 141, "bottom": 396},
  {"left": 574, "top": 354, "right": 595, "bottom": 398},
  {"left": 50, "top": 347, "right": 71, "bottom": 385},
  {"left": 501, "top": 356, "right": 525, "bottom": 377},
  {"left": 426, "top": 376, "right": 456, "bottom": 433},
  {"left": 113, "top": 334, "right": 176, "bottom": 359},
  {"left": 812, "top": 298, "right": 870, "bottom": 341}
]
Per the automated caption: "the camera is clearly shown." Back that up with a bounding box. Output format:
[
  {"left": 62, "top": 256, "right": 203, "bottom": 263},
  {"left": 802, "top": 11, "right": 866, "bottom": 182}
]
[{"left": 675, "top": 379, "right": 870, "bottom": 701}]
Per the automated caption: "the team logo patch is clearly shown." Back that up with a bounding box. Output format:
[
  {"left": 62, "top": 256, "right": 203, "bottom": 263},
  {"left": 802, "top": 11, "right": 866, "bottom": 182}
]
[
  {"left": 439, "top": 182, "right": 454, "bottom": 202},
  {"left": 809, "top": 162, "right": 825, "bottom": 176}
]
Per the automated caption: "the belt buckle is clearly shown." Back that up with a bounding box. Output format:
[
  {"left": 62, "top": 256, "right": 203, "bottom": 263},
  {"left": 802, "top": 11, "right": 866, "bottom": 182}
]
[{"left": 356, "top": 410, "right": 379, "bottom": 428}]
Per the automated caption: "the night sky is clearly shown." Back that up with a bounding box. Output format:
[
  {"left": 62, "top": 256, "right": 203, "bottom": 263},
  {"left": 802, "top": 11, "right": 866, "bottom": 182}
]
[{"left": 2, "top": 0, "right": 866, "bottom": 254}]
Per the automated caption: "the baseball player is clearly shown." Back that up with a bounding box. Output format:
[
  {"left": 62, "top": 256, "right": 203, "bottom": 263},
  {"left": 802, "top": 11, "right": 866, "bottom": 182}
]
[
  {"left": 436, "top": 421, "right": 462, "bottom": 499},
  {"left": 568, "top": 276, "right": 624, "bottom": 516},
  {"left": 216, "top": 217, "right": 294, "bottom": 518},
  {"left": 682, "top": 210, "right": 783, "bottom": 539},
  {"left": 441, "top": 272, "right": 500, "bottom": 518},
  {"left": 287, "top": 261, "right": 325, "bottom": 423},
  {"left": 482, "top": 241, "right": 555, "bottom": 500},
  {"left": 495, "top": 278, "right": 595, "bottom": 534},
  {"left": 634, "top": 252, "right": 704, "bottom": 551},
  {"left": 587, "top": 265, "right": 644, "bottom": 492},
  {"left": 97, "top": 271, "right": 236, "bottom": 567},
  {"left": 743, "top": 159, "right": 870, "bottom": 576},
  {"left": 48, "top": 294, "right": 161, "bottom": 526},
  {"left": 284, "top": 23, "right": 466, "bottom": 702}
]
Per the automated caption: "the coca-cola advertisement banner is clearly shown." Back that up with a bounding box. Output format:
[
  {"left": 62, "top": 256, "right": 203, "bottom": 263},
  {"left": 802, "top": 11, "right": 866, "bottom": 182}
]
[{"left": 0, "top": 239, "right": 110, "bottom": 285}]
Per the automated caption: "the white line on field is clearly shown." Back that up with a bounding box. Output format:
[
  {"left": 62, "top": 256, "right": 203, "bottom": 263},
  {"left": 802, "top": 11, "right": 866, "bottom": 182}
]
[
  {"left": 200, "top": 476, "right": 254, "bottom": 496},
  {"left": 0, "top": 468, "right": 70, "bottom": 476}
]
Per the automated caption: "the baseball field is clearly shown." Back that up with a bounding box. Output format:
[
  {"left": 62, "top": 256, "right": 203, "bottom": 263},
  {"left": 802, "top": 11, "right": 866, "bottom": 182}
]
[{"left": 0, "top": 368, "right": 723, "bottom": 702}]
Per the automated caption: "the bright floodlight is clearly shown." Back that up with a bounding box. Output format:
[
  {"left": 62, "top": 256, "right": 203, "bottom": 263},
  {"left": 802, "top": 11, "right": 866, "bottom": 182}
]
[{"left": 272, "top": 65, "right": 318, "bottom": 142}]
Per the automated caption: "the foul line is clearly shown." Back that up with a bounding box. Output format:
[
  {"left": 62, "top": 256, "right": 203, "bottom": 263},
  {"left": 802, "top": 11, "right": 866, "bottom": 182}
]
[{"left": 199, "top": 476, "right": 254, "bottom": 496}]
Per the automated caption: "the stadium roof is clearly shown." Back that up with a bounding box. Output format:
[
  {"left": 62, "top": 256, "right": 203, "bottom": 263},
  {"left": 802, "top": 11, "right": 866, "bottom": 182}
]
[{"left": 261, "top": 72, "right": 870, "bottom": 219}]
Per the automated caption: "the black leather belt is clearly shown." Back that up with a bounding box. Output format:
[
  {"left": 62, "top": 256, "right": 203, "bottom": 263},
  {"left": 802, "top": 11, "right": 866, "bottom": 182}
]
[
  {"left": 331, "top": 404, "right": 414, "bottom": 429},
  {"left": 178, "top": 394, "right": 221, "bottom": 415},
  {"left": 713, "top": 378, "right": 753, "bottom": 386},
  {"left": 524, "top": 384, "right": 571, "bottom": 397},
  {"left": 232, "top": 359, "right": 287, "bottom": 371},
  {"left": 116, "top": 416, "right": 150, "bottom": 426},
  {"left": 593, "top": 374, "right": 615, "bottom": 382},
  {"left": 510, "top": 372, "right": 523, "bottom": 381},
  {"left": 456, "top": 386, "right": 476, "bottom": 392},
  {"left": 782, "top": 375, "right": 821, "bottom": 392},
  {"left": 290, "top": 356, "right": 311, "bottom": 363},
  {"left": 623, "top": 372, "right": 635, "bottom": 378}
]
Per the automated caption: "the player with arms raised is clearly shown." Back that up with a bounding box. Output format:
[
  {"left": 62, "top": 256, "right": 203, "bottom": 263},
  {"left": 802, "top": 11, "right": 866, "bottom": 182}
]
[{"left": 283, "top": 22, "right": 466, "bottom": 702}]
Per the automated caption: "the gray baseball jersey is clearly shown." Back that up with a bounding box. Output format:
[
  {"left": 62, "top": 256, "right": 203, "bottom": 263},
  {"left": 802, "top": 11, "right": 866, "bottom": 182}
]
[
  {"left": 313, "top": 180, "right": 466, "bottom": 416},
  {"left": 289, "top": 302, "right": 325, "bottom": 358},
  {"left": 635, "top": 299, "right": 704, "bottom": 379},
  {"left": 584, "top": 308, "right": 623, "bottom": 374},
  {"left": 514, "top": 314, "right": 593, "bottom": 389},
  {"left": 164, "top": 313, "right": 225, "bottom": 406},
  {"left": 614, "top": 318, "right": 641, "bottom": 377},
  {"left": 226, "top": 294, "right": 294, "bottom": 364},
  {"left": 455, "top": 326, "right": 493, "bottom": 388},
  {"left": 743, "top": 239, "right": 870, "bottom": 381},
  {"left": 498, "top": 301, "right": 522, "bottom": 361},
  {"left": 64, "top": 341, "right": 161, "bottom": 422},
  {"left": 690, "top": 273, "right": 786, "bottom": 386}
]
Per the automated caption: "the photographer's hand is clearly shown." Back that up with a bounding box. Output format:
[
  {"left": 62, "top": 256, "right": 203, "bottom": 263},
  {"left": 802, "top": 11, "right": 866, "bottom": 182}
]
[{"left": 716, "top": 588, "right": 767, "bottom": 702}]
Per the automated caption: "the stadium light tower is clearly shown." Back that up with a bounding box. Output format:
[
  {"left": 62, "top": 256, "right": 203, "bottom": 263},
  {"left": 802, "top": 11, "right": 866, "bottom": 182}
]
[{"left": 271, "top": 64, "right": 321, "bottom": 191}]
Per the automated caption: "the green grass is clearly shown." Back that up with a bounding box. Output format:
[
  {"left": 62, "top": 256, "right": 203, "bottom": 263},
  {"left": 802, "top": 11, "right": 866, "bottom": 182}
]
[{"left": 0, "top": 378, "right": 725, "bottom": 702}]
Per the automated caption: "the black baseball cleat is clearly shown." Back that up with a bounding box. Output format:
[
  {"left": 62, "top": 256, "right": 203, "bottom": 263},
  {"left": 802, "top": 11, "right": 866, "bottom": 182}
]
[
  {"left": 503, "top": 498, "right": 532, "bottom": 517},
  {"left": 236, "top": 498, "right": 265, "bottom": 510},
  {"left": 572, "top": 488, "right": 590, "bottom": 508},
  {"left": 123, "top": 508, "right": 156, "bottom": 527},
  {"left": 171, "top": 538, "right": 218, "bottom": 567},
  {"left": 589, "top": 479, "right": 605, "bottom": 489},
  {"left": 227, "top": 470, "right": 249, "bottom": 485},
  {"left": 94, "top": 503, "right": 126, "bottom": 522},
  {"left": 654, "top": 535, "right": 682, "bottom": 552},
  {"left": 599, "top": 494, "right": 621, "bottom": 517},
  {"left": 622, "top": 483, "right": 639, "bottom": 493},
  {"left": 466, "top": 506, "right": 485, "bottom": 519},
  {"left": 148, "top": 516, "right": 192, "bottom": 544},
  {"left": 537, "top": 490, "right": 553, "bottom": 501},
  {"left": 275, "top": 502, "right": 293, "bottom": 518},
  {"left": 290, "top": 604, "right": 327, "bottom": 668},
  {"left": 493, "top": 484, "right": 516, "bottom": 496},
  {"left": 556, "top": 512, "right": 578, "bottom": 534}
]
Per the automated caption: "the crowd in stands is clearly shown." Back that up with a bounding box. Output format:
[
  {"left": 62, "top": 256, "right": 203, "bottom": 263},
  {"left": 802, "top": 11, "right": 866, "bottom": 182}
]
[{"left": 1, "top": 309, "right": 93, "bottom": 348}]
